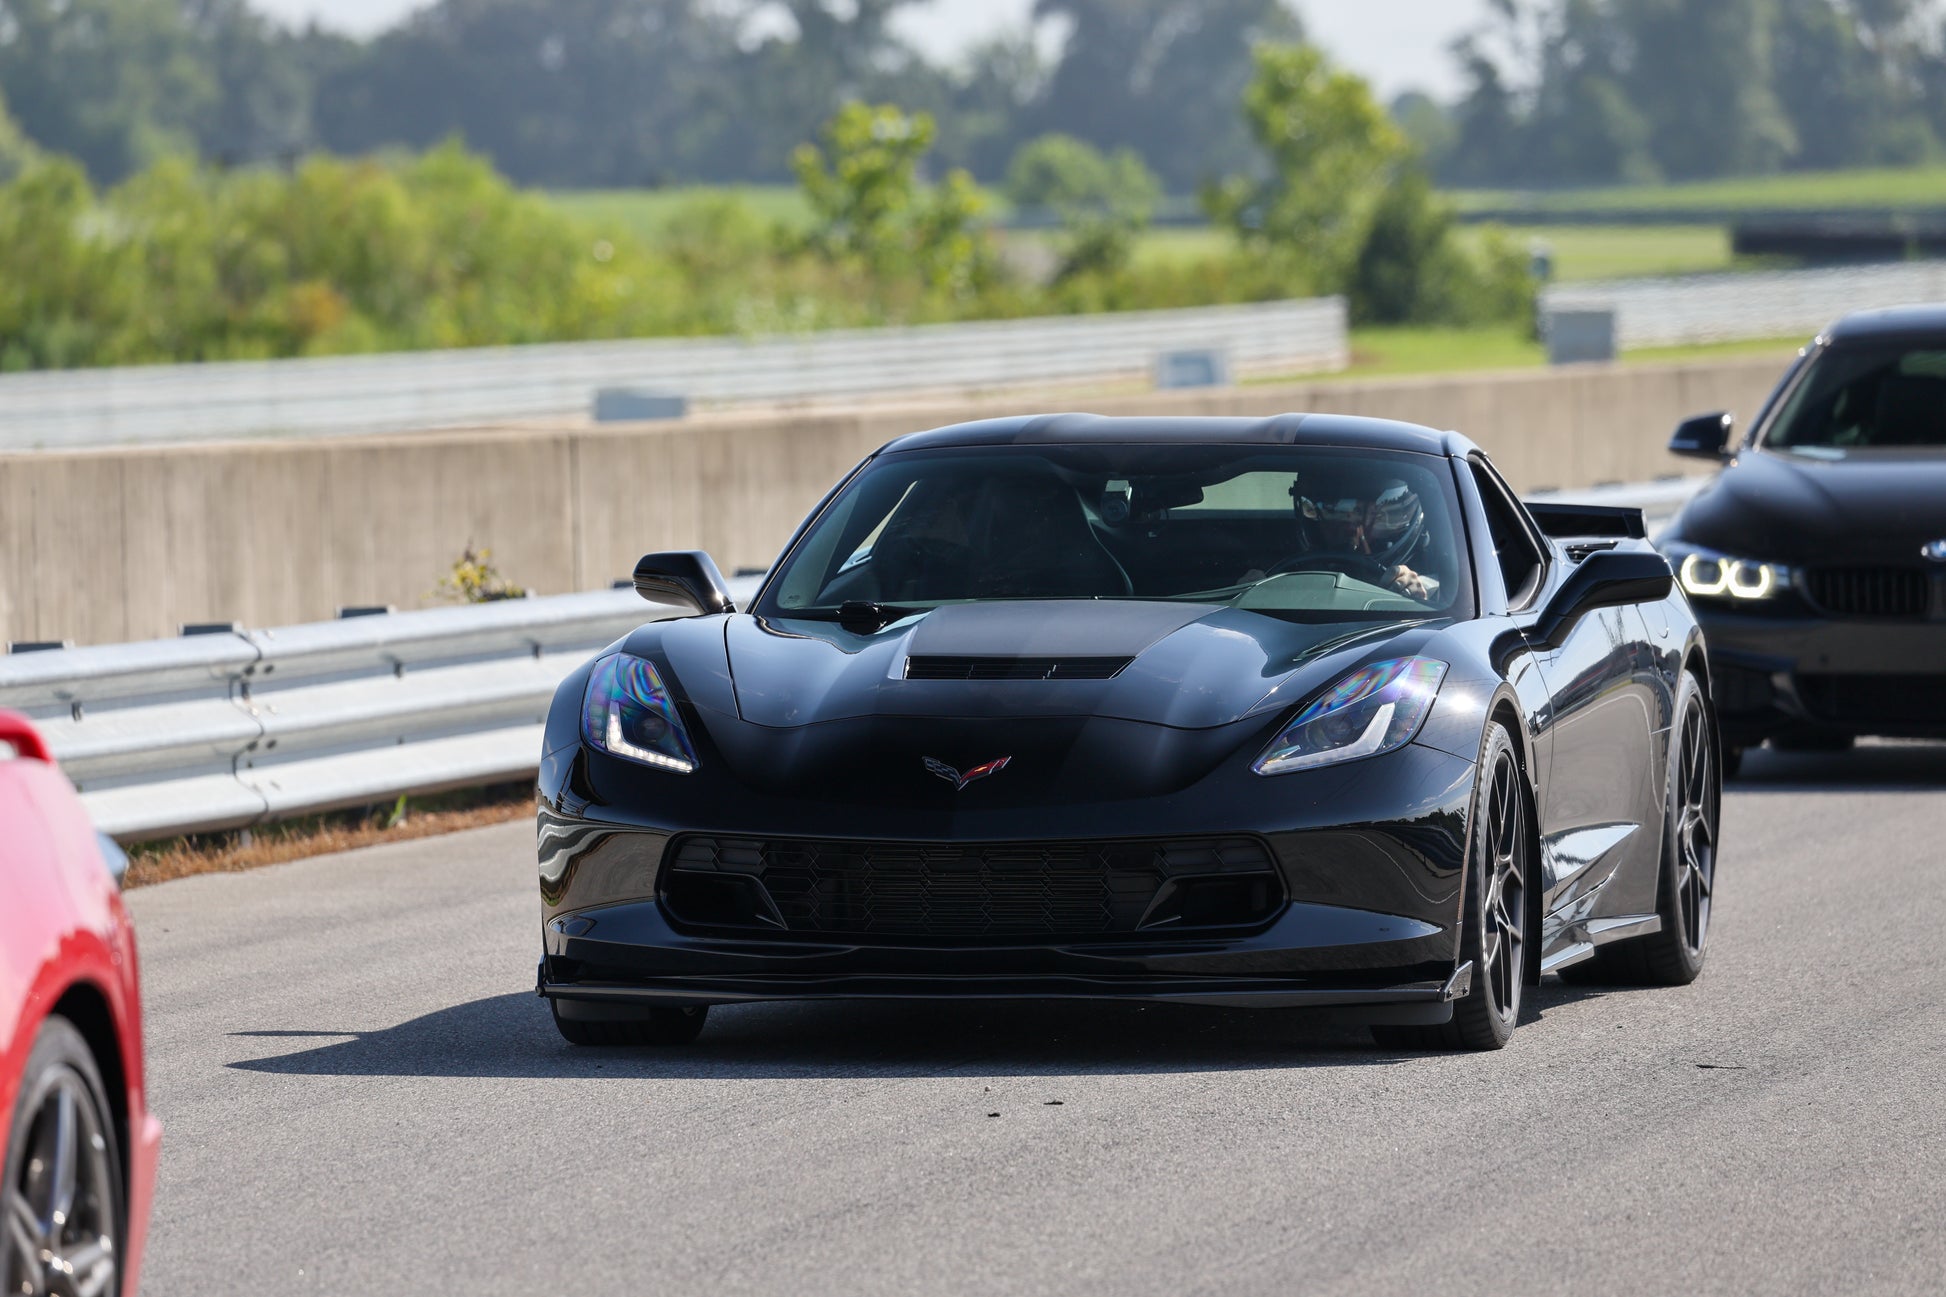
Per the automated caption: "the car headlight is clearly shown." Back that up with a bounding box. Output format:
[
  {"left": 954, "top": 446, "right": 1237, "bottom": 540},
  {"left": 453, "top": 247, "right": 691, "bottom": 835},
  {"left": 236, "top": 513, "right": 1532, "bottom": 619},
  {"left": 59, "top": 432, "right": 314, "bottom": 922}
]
[
  {"left": 1671, "top": 546, "right": 1792, "bottom": 602},
  {"left": 581, "top": 654, "right": 699, "bottom": 773},
  {"left": 1254, "top": 657, "right": 1448, "bottom": 776}
]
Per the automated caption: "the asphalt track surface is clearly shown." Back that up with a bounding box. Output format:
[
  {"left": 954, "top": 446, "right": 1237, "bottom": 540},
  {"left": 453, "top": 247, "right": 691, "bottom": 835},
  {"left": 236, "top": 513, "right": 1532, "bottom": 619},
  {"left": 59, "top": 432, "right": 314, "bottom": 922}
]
[{"left": 128, "top": 743, "right": 1946, "bottom": 1296}]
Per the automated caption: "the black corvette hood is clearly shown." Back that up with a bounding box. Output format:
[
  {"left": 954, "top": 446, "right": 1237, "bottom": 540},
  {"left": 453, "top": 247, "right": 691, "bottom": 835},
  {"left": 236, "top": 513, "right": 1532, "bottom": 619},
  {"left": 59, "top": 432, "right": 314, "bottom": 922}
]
[
  {"left": 1676, "top": 447, "right": 1946, "bottom": 563},
  {"left": 721, "top": 600, "right": 1410, "bottom": 731}
]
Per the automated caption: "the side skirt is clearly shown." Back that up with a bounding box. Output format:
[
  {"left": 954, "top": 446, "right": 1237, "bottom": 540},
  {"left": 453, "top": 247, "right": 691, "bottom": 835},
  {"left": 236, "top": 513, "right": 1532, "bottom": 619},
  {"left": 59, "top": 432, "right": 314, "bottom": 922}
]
[{"left": 1538, "top": 913, "right": 1662, "bottom": 974}]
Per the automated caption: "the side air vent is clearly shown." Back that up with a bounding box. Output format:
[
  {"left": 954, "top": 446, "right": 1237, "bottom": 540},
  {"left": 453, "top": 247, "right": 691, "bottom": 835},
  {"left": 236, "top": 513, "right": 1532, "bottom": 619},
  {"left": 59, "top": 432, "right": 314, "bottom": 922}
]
[{"left": 904, "top": 655, "right": 1135, "bottom": 681}]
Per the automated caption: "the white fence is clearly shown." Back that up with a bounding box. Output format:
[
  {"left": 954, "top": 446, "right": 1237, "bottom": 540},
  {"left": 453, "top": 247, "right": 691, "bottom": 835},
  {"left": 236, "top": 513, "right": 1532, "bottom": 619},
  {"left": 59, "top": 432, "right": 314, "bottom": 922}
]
[
  {"left": 0, "top": 298, "right": 1348, "bottom": 451},
  {"left": 1542, "top": 262, "right": 1946, "bottom": 350}
]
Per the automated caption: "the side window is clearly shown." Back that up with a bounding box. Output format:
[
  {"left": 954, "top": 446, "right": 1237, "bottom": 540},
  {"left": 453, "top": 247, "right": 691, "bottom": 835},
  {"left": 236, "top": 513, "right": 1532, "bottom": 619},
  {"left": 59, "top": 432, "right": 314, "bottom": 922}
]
[{"left": 1469, "top": 461, "right": 1547, "bottom": 609}]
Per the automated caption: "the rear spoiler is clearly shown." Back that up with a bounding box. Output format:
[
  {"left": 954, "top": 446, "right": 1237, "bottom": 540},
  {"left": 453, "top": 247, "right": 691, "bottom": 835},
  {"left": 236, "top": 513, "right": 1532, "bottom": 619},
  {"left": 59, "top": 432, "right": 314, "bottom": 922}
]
[{"left": 1524, "top": 501, "right": 1647, "bottom": 541}]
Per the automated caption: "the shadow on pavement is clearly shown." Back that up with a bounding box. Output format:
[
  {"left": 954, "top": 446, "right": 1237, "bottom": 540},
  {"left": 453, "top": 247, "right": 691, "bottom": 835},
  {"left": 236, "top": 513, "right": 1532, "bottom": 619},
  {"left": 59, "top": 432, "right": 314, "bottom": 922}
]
[
  {"left": 227, "top": 970, "right": 1659, "bottom": 1080},
  {"left": 1730, "top": 739, "right": 1946, "bottom": 793},
  {"left": 225, "top": 991, "right": 1465, "bottom": 1080}
]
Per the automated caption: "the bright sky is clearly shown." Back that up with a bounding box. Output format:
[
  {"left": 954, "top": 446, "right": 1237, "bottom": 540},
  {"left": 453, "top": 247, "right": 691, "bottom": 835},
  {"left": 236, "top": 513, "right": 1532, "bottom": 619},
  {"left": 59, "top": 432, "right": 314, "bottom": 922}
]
[{"left": 250, "top": 0, "right": 1493, "bottom": 100}]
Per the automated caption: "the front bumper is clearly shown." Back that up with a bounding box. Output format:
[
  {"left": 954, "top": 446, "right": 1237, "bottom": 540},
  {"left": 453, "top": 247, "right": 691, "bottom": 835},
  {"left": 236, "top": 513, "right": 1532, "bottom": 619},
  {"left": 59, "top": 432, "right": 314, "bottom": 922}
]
[
  {"left": 537, "top": 740, "right": 1480, "bottom": 1020},
  {"left": 542, "top": 897, "right": 1468, "bottom": 1022},
  {"left": 1698, "top": 609, "right": 1946, "bottom": 743}
]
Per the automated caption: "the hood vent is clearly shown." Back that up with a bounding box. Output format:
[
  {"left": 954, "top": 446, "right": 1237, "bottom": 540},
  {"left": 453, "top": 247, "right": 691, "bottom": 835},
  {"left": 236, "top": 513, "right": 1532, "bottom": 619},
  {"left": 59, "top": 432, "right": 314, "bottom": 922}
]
[{"left": 904, "top": 655, "right": 1135, "bottom": 681}]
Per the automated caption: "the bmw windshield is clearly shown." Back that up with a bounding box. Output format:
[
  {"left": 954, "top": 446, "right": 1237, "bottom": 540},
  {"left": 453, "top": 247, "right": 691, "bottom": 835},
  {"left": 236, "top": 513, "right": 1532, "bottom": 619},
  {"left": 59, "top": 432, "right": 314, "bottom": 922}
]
[
  {"left": 758, "top": 445, "right": 1474, "bottom": 624},
  {"left": 1764, "top": 342, "right": 1946, "bottom": 451}
]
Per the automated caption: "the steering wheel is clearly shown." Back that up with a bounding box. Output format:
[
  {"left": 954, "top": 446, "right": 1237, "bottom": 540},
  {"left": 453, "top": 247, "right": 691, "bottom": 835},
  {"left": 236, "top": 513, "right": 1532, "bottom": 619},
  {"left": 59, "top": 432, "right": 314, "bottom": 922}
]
[
  {"left": 1264, "top": 550, "right": 1394, "bottom": 587},
  {"left": 876, "top": 536, "right": 970, "bottom": 601}
]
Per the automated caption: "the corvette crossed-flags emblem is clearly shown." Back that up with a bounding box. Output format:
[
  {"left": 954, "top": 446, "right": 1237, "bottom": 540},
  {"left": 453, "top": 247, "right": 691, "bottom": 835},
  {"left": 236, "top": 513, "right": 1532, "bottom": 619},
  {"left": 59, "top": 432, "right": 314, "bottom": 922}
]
[{"left": 922, "top": 756, "right": 1013, "bottom": 791}]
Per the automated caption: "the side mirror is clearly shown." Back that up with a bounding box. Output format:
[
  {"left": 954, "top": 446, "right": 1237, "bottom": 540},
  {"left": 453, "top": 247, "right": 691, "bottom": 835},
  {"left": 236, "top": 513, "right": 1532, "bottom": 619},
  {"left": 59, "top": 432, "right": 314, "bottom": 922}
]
[
  {"left": 633, "top": 551, "right": 735, "bottom": 616},
  {"left": 1530, "top": 549, "right": 1672, "bottom": 649},
  {"left": 1669, "top": 411, "right": 1734, "bottom": 461}
]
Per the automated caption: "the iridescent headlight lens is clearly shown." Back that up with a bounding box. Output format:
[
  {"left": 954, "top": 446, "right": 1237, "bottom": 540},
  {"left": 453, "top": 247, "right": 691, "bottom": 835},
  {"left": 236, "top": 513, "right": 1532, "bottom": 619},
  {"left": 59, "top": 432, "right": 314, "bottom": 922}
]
[
  {"left": 1678, "top": 552, "right": 1788, "bottom": 601},
  {"left": 1253, "top": 657, "right": 1448, "bottom": 776},
  {"left": 582, "top": 654, "right": 698, "bottom": 773}
]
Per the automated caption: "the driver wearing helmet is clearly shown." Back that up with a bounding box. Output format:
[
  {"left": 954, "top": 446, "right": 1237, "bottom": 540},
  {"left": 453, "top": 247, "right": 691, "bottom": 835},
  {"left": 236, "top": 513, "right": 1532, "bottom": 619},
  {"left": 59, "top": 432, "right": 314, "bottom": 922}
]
[{"left": 1293, "top": 474, "right": 1439, "bottom": 600}]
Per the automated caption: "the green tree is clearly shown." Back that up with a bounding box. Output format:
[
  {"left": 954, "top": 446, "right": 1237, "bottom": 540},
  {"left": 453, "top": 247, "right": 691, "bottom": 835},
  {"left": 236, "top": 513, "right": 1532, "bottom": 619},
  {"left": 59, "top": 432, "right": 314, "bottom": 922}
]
[
  {"left": 1006, "top": 134, "right": 1160, "bottom": 279},
  {"left": 0, "top": 0, "right": 216, "bottom": 182},
  {"left": 1773, "top": 0, "right": 1937, "bottom": 168},
  {"left": 1349, "top": 169, "right": 1532, "bottom": 326},
  {"left": 1619, "top": 0, "right": 1795, "bottom": 179},
  {"left": 1205, "top": 44, "right": 1409, "bottom": 296},
  {"left": 0, "top": 159, "right": 143, "bottom": 369},
  {"left": 1434, "top": 0, "right": 1940, "bottom": 184},
  {"left": 1027, "top": 0, "right": 1303, "bottom": 192},
  {"left": 1390, "top": 92, "right": 1457, "bottom": 173},
  {"left": 0, "top": 89, "right": 40, "bottom": 183},
  {"left": 792, "top": 103, "right": 994, "bottom": 297}
]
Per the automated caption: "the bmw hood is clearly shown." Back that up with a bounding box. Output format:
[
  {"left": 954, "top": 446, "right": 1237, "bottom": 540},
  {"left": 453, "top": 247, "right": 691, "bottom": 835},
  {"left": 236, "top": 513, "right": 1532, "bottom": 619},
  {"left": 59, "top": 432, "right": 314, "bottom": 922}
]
[
  {"left": 1675, "top": 447, "right": 1946, "bottom": 564},
  {"left": 716, "top": 600, "right": 1414, "bottom": 731}
]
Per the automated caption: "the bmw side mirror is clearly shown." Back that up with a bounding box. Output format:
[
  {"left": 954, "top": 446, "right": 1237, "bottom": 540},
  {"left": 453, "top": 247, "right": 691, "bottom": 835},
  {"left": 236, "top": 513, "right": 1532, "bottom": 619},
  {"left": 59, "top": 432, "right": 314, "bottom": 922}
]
[
  {"left": 1530, "top": 550, "right": 1673, "bottom": 649},
  {"left": 1669, "top": 411, "right": 1734, "bottom": 461},
  {"left": 633, "top": 551, "right": 735, "bottom": 616}
]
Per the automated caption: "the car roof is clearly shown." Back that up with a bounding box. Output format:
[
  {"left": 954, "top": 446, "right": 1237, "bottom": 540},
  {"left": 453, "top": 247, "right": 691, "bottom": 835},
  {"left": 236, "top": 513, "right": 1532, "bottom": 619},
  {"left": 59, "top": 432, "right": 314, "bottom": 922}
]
[
  {"left": 1826, "top": 303, "right": 1946, "bottom": 343},
  {"left": 878, "top": 413, "right": 1470, "bottom": 457}
]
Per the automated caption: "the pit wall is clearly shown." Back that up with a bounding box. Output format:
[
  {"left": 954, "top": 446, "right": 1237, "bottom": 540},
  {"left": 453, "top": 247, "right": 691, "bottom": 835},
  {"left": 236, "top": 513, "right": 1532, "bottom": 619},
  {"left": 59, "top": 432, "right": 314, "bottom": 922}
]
[{"left": 1, "top": 354, "right": 1790, "bottom": 647}]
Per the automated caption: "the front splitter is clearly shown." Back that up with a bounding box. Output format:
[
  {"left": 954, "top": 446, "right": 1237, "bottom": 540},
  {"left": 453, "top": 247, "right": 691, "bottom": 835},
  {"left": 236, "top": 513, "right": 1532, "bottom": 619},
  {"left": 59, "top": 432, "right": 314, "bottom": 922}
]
[{"left": 539, "top": 961, "right": 1473, "bottom": 1025}]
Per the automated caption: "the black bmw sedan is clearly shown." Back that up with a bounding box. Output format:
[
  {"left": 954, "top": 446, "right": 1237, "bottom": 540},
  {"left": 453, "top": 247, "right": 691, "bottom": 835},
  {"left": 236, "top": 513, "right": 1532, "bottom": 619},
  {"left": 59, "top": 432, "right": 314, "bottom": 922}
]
[
  {"left": 1663, "top": 305, "right": 1946, "bottom": 769},
  {"left": 537, "top": 414, "right": 1718, "bottom": 1051}
]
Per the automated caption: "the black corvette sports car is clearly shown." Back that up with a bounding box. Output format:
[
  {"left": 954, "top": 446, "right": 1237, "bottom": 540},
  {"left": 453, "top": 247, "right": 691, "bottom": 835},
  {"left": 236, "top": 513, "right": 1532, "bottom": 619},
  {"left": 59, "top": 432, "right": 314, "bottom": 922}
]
[
  {"left": 1664, "top": 305, "right": 1946, "bottom": 767},
  {"left": 537, "top": 414, "right": 1721, "bottom": 1051}
]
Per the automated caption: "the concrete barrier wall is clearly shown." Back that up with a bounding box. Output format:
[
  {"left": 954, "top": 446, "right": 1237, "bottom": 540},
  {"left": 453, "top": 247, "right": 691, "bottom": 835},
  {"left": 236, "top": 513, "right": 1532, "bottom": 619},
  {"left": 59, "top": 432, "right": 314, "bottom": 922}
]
[{"left": 1, "top": 353, "right": 1792, "bottom": 647}]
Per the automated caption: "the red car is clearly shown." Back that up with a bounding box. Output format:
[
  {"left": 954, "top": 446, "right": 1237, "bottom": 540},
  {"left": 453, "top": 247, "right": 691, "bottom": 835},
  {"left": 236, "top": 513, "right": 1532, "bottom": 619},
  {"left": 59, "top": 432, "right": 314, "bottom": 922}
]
[{"left": 1, "top": 711, "right": 160, "bottom": 1297}]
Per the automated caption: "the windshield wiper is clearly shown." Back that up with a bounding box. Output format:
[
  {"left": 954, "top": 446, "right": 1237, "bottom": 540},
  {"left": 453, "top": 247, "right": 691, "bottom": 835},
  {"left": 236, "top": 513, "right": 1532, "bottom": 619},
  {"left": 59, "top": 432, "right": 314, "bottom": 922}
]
[{"left": 827, "top": 601, "right": 926, "bottom": 633}]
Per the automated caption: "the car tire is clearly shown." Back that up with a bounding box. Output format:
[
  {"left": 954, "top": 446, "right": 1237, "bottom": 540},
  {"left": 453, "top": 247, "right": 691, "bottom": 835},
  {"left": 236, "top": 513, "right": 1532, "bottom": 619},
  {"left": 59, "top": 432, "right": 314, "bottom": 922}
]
[
  {"left": 550, "top": 1000, "right": 709, "bottom": 1047},
  {"left": 1373, "top": 722, "right": 1530, "bottom": 1052},
  {"left": 1561, "top": 671, "right": 1719, "bottom": 987},
  {"left": 2, "top": 1015, "right": 125, "bottom": 1297}
]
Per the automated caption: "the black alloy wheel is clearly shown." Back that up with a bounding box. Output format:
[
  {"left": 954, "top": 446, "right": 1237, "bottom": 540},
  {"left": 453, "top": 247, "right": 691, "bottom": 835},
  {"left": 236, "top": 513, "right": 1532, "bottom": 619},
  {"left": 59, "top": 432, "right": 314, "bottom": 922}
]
[
  {"left": 2, "top": 1017, "right": 124, "bottom": 1297},
  {"left": 551, "top": 1000, "right": 710, "bottom": 1047},
  {"left": 1564, "top": 671, "right": 1719, "bottom": 986},
  {"left": 1375, "top": 723, "right": 1530, "bottom": 1051}
]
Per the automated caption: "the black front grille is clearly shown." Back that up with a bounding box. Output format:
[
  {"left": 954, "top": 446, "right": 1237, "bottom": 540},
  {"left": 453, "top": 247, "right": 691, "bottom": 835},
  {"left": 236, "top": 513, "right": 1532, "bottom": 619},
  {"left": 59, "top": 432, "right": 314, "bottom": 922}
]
[
  {"left": 662, "top": 835, "right": 1282, "bottom": 941},
  {"left": 1796, "top": 675, "right": 1946, "bottom": 727},
  {"left": 1802, "top": 568, "right": 1931, "bottom": 619},
  {"left": 904, "top": 656, "right": 1134, "bottom": 681}
]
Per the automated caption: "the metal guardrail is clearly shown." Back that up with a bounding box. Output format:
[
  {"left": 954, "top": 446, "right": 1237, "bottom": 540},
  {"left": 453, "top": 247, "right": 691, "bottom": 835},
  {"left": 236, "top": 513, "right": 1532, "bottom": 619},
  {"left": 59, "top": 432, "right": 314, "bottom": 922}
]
[
  {"left": 0, "top": 582, "right": 753, "bottom": 842},
  {"left": 1540, "top": 262, "right": 1946, "bottom": 349},
  {"left": 0, "top": 298, "right": 1348, "bottom": 451}
]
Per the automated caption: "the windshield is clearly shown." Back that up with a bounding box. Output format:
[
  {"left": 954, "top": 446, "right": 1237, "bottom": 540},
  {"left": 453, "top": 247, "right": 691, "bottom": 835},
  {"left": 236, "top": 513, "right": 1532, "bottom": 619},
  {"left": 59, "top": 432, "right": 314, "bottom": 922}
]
[
  {"left": 758, "top": 444, "right": 1473, "bottom": 624},
  {"left": 1765, "top": 342, "right": 1946, "bottom": 450}
]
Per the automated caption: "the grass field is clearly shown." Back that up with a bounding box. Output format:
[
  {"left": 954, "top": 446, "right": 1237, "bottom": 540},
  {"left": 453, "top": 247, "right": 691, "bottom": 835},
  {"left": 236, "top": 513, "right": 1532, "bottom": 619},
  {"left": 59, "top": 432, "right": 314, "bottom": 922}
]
[
  {"left": 1453, "top": 164, "right": 1946, "bottom": 215},
  {"left": 549, "top": 185, "right": 811, "bottom": 240},
  {"left": 1314, "top": 327, "right": 1803, "bottom": 384},
  {"left": 1110, "top": 222, "right": 1735, "bottom": 282},
  {"left": 548, "top": 189, "right": 1741, "bottom": 283}
]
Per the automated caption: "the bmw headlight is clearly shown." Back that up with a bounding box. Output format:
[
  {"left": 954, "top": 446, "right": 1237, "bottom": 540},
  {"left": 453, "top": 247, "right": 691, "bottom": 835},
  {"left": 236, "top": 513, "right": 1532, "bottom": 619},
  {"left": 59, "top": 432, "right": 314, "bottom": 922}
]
[
  {"left": 1669, "top": 545, "right": 1793, "bottom": 602},
  {"left": 1254, "top": 657, "right": 1448, "bottom": 776},
  {"left": 582, "top": 654, "right": 699, "bottom": 773}
]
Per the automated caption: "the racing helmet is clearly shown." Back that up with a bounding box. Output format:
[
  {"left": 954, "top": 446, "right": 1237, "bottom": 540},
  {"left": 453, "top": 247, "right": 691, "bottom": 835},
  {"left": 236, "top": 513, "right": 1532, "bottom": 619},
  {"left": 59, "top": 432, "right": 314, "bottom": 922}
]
[{"left": 1295, "top": 473, "right": 1427, "bottom": 570}]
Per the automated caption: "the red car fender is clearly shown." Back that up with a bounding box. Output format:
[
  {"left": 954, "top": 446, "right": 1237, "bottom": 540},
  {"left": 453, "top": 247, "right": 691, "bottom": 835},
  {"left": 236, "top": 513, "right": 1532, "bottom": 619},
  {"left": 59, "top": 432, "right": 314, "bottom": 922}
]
[{"left": 0, "top": 710, "right": 160, "bottom": 1294}]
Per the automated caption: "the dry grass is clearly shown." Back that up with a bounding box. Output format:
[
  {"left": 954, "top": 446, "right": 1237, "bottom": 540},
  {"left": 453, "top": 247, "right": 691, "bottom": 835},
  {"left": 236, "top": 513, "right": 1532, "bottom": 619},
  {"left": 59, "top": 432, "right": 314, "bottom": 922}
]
[{"left": 124, "top": 783, "right": 537, "bottom": 889}]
